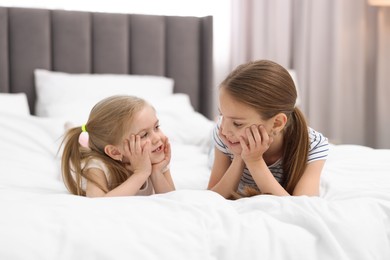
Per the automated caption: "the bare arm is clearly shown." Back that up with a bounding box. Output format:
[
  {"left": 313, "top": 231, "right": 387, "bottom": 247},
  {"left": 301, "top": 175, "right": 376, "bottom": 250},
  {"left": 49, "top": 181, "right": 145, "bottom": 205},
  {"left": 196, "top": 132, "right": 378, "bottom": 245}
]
[
  {"left": 292, "top": 160, "right": 325, "bottom": 196},
  {"left": 238, "top": 125, "right": 287, "bottom": 196},
  {"left": 150, "top": 169, "right": 175, "bottom": 194},
  {"left": 245, "top": 159, "right": 290, "bottom": 196},
  {"left": 85, "top": 168, "right": 150, "bottom": 197},
  {"left": 207, "top": 148, "right": 245, "bottom": 198},
  {"left": 242, "top": 125, "right": 325, "bottom": 196},
  {"left": 245, "top": 158, "right": 326, "bottom": 197}
]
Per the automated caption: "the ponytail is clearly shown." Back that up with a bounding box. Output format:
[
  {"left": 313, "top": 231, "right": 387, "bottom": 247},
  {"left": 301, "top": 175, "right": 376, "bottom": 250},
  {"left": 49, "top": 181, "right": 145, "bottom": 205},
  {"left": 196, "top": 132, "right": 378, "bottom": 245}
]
[
  {"left": 61, "top": 127, "right": 86, "bottom": 196},
  {"left": 61, "top": 125, "right": 127, "bottom": 196},
  {"left": 282, "top": 107, "right": 309, "bottom": 194}
]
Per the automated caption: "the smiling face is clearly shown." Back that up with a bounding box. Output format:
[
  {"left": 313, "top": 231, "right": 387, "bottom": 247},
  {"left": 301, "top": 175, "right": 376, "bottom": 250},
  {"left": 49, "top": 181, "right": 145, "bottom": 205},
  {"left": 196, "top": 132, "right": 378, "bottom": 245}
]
[
  {"left": 218, "top": 87, "right": 274, "bottom": 154},
  {"left": 123, "top": 104, "right": 166, "bottom": 164}
]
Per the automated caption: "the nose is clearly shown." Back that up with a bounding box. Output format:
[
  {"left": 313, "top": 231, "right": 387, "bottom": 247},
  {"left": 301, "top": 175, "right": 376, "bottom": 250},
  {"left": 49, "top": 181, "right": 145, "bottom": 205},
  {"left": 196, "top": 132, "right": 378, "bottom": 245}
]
[
  {"left": 149, "top": 131, "right": 160, "bottom": 145},
  {"left": 220, "top": 117, "right": 230, "bottom": 136}
]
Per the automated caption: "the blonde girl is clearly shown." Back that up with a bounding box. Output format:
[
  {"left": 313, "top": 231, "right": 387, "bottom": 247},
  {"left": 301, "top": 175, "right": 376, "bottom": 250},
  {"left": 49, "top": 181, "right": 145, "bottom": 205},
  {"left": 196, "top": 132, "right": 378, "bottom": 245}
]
[
  {"left": 61, "top": 95, "right": 175, "bottom": 197},
  {"left": 207, "top": 60, "right": 329, "bottom": 198}
]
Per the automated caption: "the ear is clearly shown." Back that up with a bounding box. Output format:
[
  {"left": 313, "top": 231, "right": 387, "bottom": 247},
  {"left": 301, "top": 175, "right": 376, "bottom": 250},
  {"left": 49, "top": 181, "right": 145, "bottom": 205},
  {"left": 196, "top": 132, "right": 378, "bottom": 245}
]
[
  {"left": 104, "top": 144, "right": 123, "bottom": 161},
  {"left": 271, "top": 113, "right": 288, "bottom": 132}
]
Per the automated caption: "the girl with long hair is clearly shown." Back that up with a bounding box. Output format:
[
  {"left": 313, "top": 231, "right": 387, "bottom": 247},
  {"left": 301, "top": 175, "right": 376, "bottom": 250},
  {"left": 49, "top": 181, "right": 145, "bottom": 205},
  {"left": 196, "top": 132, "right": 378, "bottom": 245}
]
[
  {"left": 208, "top": 60, "right": 329, "bottom": 198},
  {"left": 61, "top": 95, "right": 175, "bottom": 197}
]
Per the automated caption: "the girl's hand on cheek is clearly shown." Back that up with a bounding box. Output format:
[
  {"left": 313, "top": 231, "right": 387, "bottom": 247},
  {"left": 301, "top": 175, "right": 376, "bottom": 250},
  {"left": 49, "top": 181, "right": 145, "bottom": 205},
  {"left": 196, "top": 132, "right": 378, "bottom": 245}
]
[
  {"left": 123, "top": 135, "right": 152, "bottom": 175},
  {"left": 152, "top": 137, "right": 171, "bottom": 175},
  {"left": 163, "top": 137, "right": 171, "bottom": 164},
  {"left": 240, "top": 125, "right": 273, "bottom": 164}
]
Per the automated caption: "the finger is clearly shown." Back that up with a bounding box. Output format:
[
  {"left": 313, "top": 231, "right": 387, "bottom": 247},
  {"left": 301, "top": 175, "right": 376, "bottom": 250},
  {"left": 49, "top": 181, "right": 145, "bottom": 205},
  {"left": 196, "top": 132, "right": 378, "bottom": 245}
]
[
  {"left": 259, "top": 125, "right": 270, "bottom": 145},
  {"left": 142, "top": 140, "right": 151, "bottom": 155},
  {"left": 251, "top": 125, "right": 263, "bottom": 146},
  {"left": 129, "top": 134, "right": 136, "bottom": 152},
  {"left": 246, "top": 127, "right": 256, "bottom": 148},
  {"left": 239, "top": 135, "right": 248, "bottom": 151},
  {"left": 163, "top": 136, "right": 169, "bottom": 146},
  {"left": 251, "top": 125, "right": 262, "bottom": 146},
  {"left": 165, "top": 141, "right": 171, "bottom": 159},
  {"left": 135, "top": 135, "right": 142, "bottom": 153}
]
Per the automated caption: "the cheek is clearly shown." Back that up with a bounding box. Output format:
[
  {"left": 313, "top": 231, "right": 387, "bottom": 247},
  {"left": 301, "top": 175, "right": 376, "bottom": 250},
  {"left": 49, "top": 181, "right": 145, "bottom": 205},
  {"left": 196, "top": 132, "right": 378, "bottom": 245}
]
[
  {"left": 140, "top": 139, "right": 148, "bottom": 146},
  {"left": 236, "top": 129, "right": 247, "bottom": 139},
  {"left": 157, "top": 131, "right": 166, "bottom": 140}
]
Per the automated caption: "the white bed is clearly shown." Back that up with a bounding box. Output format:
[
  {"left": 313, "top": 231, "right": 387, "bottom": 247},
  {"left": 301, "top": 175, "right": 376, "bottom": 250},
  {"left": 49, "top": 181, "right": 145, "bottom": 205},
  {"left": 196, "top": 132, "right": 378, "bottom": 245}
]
[
  {"left": 1, "top": 98, "right": 390, "bottom": 259},
  {"left": 1, "top": 7, "right": 390, "bottom": 260}
]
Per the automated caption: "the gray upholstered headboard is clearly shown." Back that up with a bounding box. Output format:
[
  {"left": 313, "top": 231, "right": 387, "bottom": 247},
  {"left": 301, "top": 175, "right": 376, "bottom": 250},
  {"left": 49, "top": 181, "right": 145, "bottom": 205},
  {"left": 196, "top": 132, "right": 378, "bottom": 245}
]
[{"left": 0, "top": 7, "right": 213, "bottom": 118}]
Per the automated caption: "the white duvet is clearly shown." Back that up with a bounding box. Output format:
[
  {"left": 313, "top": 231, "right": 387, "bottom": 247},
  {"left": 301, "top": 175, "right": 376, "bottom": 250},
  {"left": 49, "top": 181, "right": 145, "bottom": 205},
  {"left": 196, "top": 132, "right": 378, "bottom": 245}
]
[{"left": 1, "top": 113, "right": 390, "bottom": 260}]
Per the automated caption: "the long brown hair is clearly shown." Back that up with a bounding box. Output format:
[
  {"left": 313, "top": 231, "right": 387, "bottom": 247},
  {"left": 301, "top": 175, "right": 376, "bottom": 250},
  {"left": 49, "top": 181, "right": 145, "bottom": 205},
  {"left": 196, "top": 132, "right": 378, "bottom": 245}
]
[
  {"left": 60, "top": 95, "right": 147, "bottom": 196},
  {"left": 221, "top": 60, "right": 309, "bottom": 195}
]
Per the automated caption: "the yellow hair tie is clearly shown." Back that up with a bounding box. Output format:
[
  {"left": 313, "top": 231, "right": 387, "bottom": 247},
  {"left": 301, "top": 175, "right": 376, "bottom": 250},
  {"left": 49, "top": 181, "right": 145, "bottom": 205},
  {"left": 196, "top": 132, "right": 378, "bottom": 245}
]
[{"left": 79, "top": 124, "right": 89, "bottom": 148}]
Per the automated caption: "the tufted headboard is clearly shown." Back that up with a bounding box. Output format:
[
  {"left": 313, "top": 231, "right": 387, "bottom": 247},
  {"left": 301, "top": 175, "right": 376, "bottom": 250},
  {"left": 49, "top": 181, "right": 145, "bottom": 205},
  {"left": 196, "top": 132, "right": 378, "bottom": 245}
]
[{"left": 0, "top": 7, "right": 213, "bottom": 118}]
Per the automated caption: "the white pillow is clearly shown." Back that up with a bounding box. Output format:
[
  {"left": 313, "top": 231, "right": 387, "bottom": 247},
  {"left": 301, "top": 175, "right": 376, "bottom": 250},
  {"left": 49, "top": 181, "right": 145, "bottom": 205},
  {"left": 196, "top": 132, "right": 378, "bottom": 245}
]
[
  {"left": 49, "top": 92, "right": 214, "bottom": 148},
  {"left": 34, "top": 69, "right": 174, "bottom": 121},
  {"left": 0, "top": 93, "right": 30, "bottom": 116},
  {"left": 149, "top": 94, "right": 214, "bottom": 151}
]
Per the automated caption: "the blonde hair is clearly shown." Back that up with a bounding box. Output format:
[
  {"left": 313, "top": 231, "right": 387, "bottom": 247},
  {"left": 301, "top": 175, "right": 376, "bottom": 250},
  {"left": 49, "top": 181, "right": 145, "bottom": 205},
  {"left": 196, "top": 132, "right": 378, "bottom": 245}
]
[
  {"left": 60, "top": 95, "right": 147, "bottom": 196},
  {"left": 221, "top": 60, "right": 309, "bottom": 195}
]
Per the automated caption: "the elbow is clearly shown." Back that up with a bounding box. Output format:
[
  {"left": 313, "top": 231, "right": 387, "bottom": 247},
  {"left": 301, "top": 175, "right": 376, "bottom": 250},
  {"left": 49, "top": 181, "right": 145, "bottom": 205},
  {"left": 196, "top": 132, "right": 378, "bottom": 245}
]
[{"left": 208, "top": 185, "right": 231, "bottom": 199}]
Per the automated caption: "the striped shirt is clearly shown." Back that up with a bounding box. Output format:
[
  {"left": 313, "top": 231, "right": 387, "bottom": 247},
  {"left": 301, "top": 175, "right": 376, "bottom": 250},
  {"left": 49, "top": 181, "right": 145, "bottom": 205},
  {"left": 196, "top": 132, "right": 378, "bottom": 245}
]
[{"left": 212, "top": 119, "right": 329, "bottom": 194}]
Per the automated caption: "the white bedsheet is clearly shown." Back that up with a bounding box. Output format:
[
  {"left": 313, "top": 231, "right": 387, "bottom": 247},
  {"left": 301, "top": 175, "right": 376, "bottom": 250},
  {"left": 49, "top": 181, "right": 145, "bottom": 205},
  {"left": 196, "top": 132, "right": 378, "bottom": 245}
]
[{"left": 1, "top": 113, "right": 390, "bottom": 260}]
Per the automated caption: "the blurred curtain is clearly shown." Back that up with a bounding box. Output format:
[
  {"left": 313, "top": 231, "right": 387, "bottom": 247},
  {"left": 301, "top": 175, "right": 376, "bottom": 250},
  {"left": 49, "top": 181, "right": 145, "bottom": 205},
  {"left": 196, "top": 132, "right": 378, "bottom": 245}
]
[{"left": 229, "top": 0, "right": 390, "bottom": 148}]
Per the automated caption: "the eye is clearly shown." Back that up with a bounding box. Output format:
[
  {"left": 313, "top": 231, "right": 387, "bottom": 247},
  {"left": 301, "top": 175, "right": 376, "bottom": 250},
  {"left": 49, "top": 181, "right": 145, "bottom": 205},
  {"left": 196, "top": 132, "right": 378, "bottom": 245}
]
[
  {"left": 155, "top": 124, "right": 160, "bottom": 131},
  {"left": 233, "top": 122, "right": 243, "bottom": 127},
  {"left": 140, "top": 132, "right": 148, "bottom": 138}
]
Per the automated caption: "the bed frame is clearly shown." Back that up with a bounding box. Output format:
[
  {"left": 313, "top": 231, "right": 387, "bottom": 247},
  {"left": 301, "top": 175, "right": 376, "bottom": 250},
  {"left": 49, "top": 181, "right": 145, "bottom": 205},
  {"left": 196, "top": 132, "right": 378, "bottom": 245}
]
[{"left": 0, "top": 7, "right": 213, "bottom": 118}]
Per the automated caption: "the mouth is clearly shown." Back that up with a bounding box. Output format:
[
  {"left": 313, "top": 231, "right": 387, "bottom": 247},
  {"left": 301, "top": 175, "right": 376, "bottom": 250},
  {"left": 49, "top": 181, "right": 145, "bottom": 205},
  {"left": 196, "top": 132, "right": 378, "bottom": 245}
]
[
  {"left": 226, "top": 138, "right": 240, "bottom": 146},
  {"left": 152, "top": 144, "right": 164, "bottom": 153}
]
